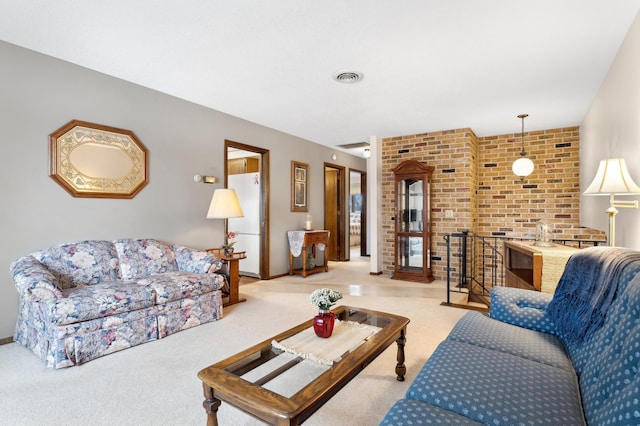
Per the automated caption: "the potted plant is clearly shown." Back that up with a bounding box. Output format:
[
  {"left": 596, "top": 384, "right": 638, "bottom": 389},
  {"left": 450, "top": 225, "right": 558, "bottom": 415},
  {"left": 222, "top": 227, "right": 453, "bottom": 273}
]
[{"left": 221, "top": 231, "right": 237, "bottom": 256}]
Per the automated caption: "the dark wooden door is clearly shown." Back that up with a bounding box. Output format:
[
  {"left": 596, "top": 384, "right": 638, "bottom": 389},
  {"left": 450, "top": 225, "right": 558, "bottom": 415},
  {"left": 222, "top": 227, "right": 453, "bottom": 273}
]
[
  {"left": 324, "top": 167, "right": 339, "bottom": 260},
  {"left": 324, "top": 164, "right": 346, "bottom": 261}
]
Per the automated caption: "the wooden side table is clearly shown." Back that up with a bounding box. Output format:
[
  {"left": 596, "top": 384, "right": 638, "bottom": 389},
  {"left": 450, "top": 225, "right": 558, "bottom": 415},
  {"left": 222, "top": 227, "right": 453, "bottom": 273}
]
[
  {"left": 206, "top": 248, "right": 247, "bottom": 306},
  {"left": 287, "top": 230, "right": 330, "bottom": 277}
]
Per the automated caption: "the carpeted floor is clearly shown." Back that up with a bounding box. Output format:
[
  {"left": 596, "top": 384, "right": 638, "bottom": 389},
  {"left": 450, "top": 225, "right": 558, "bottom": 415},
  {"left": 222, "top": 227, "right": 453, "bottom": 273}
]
[{"left": 0, "top": 259, "right": 468, "bottom": 425}]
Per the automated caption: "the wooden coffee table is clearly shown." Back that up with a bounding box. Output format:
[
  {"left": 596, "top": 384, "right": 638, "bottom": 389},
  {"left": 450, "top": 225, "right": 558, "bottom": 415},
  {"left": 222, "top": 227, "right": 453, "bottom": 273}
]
[{"left": 198, "top": 305, "right": 409, "bottom": 425}]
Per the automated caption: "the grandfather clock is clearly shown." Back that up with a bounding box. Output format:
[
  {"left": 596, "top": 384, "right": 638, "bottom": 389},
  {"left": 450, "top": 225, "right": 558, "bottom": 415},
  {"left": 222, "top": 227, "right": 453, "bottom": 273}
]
[{"left": 392, "top": 160, "right": 434, "bottom": 283}]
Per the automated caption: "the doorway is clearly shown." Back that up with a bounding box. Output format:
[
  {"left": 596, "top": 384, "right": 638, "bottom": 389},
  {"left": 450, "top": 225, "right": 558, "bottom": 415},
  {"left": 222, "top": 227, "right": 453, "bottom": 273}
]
[
  {"left": 324, "top": 163, "right": 346, "bottom": 261},
  {"left": 225, "top": 140, "right": 270, "bottom": 279},
  {"left": 349, "top": 169, "right": 367, "bottom": 257}
]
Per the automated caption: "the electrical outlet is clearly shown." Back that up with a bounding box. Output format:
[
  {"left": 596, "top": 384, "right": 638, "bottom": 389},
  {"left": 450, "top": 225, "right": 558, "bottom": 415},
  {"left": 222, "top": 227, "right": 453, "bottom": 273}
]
[{"left": 445, "top": 210, "right": 454, "bottom": 218}]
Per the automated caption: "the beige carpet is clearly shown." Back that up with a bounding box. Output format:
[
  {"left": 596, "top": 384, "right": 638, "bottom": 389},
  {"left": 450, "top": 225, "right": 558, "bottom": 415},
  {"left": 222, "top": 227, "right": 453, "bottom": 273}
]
[{"left": 0, "top": 268, "right": 467, "bottom": 425}]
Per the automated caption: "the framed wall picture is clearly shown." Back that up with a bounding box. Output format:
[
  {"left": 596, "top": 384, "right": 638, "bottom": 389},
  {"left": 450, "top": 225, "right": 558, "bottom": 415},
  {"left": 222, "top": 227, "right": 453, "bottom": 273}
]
[
  {"left": 49, "top": 120, "right": 148, "bottom": 198},
  {"left": 291, "top": 161, "right": 309, "bottom": 212}
]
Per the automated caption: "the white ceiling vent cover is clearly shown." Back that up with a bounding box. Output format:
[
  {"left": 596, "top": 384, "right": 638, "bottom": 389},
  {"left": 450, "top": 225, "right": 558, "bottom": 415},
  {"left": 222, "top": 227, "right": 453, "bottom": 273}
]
[{"left": 333, "top": 71, "right": 364, "bottom": 84}]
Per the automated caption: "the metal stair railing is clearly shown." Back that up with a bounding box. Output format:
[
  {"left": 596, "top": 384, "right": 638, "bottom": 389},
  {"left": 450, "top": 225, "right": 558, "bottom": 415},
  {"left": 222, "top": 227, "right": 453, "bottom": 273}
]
[{"left": 444, "top": 233, "right": 504, "bottom": 310}]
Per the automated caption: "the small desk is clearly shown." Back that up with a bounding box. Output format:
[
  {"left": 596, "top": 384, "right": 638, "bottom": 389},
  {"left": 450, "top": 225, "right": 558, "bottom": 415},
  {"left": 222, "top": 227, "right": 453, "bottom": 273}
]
[
  {"left": 207, "top": 248, "right": 247, "bottom": 306},
  {"left": 287, "top": 230, "right": 330, "bottom": 277}
]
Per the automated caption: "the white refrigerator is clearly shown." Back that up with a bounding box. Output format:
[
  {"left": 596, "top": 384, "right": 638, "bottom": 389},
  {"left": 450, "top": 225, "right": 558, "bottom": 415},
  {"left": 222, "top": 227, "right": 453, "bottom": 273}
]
[{"left": 228, "top": 173, "right": 261, "bottom": 277}]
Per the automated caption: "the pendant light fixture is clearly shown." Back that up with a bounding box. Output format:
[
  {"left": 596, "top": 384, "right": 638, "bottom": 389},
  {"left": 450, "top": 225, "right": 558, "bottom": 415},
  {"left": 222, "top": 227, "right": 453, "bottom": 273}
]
[{"left": 512, "top": 113, "right": 534, "bottom": 179}]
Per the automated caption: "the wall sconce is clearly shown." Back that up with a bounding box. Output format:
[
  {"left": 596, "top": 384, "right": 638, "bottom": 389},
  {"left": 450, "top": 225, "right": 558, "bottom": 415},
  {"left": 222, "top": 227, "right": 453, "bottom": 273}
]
[
  {"left": 512, "top": 113, "right": 534, "bottom": 179},
  {"left": 363, "top": 147, "right": 371, "bottom": 158},
  {"left": 584, "top": 158, "right": 640, "bottom": 246},
  {"left": 193, "top": 174, "right": 217, "bottom": 184}
]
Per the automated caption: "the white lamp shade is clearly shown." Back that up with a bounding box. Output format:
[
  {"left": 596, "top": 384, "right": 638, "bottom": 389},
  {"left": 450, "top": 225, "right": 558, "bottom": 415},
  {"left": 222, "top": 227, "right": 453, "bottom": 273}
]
[
  {"left": 206, "top": 189, "right": 244, "bottom": 218},
  {"left": 584, "top": 158, "right": 640, "bottom": 195},
  {"left": 512, "top": 156, "right": 534, "bottom": 177}
]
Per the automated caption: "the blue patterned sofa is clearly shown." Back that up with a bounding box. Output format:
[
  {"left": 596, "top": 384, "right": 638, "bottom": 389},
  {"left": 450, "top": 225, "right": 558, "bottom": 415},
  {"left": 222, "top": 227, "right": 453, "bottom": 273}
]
[
  {"left": 381, "top": 246, "right": 640, "bottom": 425},
  {"left": 11, "top": 238, "right": 226, "bottom": 368}
]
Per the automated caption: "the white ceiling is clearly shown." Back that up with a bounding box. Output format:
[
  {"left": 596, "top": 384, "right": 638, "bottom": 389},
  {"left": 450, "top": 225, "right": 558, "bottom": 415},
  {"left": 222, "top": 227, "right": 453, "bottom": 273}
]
[{"left": 1, "top": 1, "right": 638, "bottom": 156}]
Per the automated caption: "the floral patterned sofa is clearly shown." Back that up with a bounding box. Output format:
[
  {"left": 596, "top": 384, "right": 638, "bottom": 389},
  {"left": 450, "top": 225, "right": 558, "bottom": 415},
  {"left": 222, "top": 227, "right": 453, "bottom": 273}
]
[
  {"left": 381, "top": 246, "right": 640, "bottom": 425},
  {"left": 10, "top": 238, "right": 226, "bottom": 368}
]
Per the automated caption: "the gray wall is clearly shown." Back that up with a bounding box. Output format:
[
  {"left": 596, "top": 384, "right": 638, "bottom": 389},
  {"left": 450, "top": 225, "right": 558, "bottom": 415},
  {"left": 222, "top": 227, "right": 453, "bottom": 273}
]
[
  {"left": 0, "top": 41, "right": 365, "bottom": 338},
  {"left": 580, "top": 12, "right": 640, "bottom": 249}
]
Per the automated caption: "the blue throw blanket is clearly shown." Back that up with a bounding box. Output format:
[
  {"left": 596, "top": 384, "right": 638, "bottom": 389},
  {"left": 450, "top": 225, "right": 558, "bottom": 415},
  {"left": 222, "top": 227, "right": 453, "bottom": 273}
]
[{"left": 548, "top": 246, "right": 640, "bottom": 345}]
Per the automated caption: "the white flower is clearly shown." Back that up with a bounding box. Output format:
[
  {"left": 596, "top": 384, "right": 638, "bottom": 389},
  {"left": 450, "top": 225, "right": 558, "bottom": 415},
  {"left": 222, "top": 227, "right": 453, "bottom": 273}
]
[
  {"left": 71, "top": 251, "right": 94, "bottom": 269},
  {"left": 55, "top": 299, "right": 77, "bottom": 315},
  {"left": 103, "top": 316, "right": 124, "bottom": 328},
  {"left": 309, "top": 288, "right": 342, "bottom": 311},
  {"left": 144, "top": 245, "right": 162, "bottom": 260}
]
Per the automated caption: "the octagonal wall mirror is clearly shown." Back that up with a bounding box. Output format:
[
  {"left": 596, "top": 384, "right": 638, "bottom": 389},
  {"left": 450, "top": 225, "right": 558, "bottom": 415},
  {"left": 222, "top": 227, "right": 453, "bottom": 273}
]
[{"left": 49, "top": 120, "right": 148, "bottom": 198}]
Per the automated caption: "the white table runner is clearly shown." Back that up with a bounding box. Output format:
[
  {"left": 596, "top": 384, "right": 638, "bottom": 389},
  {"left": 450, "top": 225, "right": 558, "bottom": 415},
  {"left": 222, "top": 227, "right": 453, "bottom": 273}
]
[{"left": 272, "top": 320, "right": 381, "bottom": 365}]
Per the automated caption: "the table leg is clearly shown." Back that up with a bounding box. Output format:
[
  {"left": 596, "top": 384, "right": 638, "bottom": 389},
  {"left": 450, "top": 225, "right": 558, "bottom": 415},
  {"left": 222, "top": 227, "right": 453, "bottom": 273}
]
[
  {"left": 395, "top": 327, "right": 407, "bottom": 381},
  {"left": 302, "top": 248, "right": 308, "bottom": 277},
  {"left": 202, "top": 384, "right": 222, "bottom": 426},
  {"left": 289, "top": 251, "right": 293, "bottom": 275}
]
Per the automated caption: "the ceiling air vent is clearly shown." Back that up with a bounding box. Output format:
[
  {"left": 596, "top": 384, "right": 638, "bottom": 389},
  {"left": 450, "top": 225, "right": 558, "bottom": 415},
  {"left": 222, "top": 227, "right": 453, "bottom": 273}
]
[{"left": 333, "top": 71, "right": 364, "bottom": 84}]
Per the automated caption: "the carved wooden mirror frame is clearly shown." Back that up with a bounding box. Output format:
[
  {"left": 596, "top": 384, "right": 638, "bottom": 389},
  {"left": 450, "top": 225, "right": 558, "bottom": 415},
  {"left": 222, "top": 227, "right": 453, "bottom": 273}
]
[{"left": 49, "top": 120, "right": 148, "bottom": 198}]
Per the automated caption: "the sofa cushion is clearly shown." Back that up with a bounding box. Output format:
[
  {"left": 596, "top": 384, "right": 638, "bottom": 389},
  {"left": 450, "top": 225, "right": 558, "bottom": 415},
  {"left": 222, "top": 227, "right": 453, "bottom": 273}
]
[
  {"left": 113, "top": 239, "right": 178, "bottom": 280},
  {"left": 44, "top": 282, "right": 157, "bottom": 325},
  {"left": 570, "top": 270, "right": 640, "bottom": 425},
  {"left": 136, "top": 271, "right": 225, "bottom": 304},
  {"left": 32, "top": 240, "right": 120, "bottom": 289},
  {"left": 406, "top": 340, "right": 585, "bottom": 425},
  {"left": 548, "top": 247, "right": 640, "bottom": 346},
  {"left": 173, "top": 244, "right": 223, "bottom": 273},
  {"left": 565, "top": 261, "right": 640, "bottom": 375},
  {"left": 380, "top": 399, "right": 484, "bottom": 425},
  {"left": 449, "top": 311, "right": 573, "bottom": 371}
]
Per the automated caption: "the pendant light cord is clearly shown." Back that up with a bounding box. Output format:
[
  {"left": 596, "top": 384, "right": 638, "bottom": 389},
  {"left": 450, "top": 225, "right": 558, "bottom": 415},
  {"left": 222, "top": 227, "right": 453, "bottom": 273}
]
[{"left": 518, "top": 113, "right": 528, "bottom": 156}]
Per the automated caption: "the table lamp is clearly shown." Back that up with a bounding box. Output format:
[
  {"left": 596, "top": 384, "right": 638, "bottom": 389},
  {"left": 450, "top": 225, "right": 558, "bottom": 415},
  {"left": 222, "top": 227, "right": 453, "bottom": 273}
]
[
  {"left": 584, "top": 158, "right": 640, "bottom": 246},
  {"left": 207, "top": 188, "right": 244, "bottom": 250},
  {"left": 206, "top": 188, "right": 244, "bottom": 219}
]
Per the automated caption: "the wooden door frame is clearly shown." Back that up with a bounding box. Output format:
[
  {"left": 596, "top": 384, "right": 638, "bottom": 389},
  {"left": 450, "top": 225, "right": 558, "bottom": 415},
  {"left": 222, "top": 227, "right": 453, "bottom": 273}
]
[
  {"left": 324, "top": 162, "right": 346, "bottom": 261},
  {"left": 349, "top": 168, "right": 367, "bottom": 257},
  {"left": 224, "top": 140, "right": 270, "bottom": 279}
]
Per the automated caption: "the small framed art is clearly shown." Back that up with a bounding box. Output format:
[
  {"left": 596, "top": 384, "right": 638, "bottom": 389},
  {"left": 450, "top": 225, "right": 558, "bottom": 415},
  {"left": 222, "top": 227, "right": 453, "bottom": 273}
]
[{"left": 291, "top": 161, "right": 309, "bottom": 212}]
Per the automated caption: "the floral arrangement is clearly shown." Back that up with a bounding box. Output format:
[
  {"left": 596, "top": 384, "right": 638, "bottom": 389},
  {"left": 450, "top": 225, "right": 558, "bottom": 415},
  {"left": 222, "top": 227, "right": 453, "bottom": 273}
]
[
  {"left": 221, "top": 231, "right": 237, "bottom": 249},
  {"left": 309, "top": 288, "right": 343, "bottom": 311}
]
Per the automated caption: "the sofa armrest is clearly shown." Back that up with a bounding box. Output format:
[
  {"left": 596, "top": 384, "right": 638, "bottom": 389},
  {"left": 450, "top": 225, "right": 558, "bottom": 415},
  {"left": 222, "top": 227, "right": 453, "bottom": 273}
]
[
  {"left": 490, "top": 287, "right": 557, "bottom": 334},
  {"left": 10, "top": 256, "right": 63, "bottom": 301},
  {"left": 172, "top": 244, "right": 223, "bottom": 273}
]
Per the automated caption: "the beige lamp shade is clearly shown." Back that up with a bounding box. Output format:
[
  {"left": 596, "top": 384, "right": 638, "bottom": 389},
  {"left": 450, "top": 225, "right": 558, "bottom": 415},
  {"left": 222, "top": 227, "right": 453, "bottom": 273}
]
[
  {"left": 584, "top": 158, "right": 640, "bottom": 195},
  {"left": 206, "top": 188, "right": 244, "bottom": 219}
]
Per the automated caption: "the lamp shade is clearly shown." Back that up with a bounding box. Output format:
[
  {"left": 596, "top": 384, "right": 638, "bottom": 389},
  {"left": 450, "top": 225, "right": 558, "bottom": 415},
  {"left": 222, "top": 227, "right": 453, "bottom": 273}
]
[
  {"left": 512, "top": 156, "right": 534, "bottom": 178},
  {"left": 206, "top": 188, "right": 244, "bottom": 219},
  {"left": 584, "top": 158, "right": 640, "bottom": 195}
]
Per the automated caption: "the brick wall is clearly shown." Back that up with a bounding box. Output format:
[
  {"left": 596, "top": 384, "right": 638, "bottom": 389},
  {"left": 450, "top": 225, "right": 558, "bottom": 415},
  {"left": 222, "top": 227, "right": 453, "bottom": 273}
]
[
  {"left": 381, "top": 126, "right": 605, "bottom": 280},
  {"left": 381, "top": 129, "right": 477, "bottom": 280}
]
